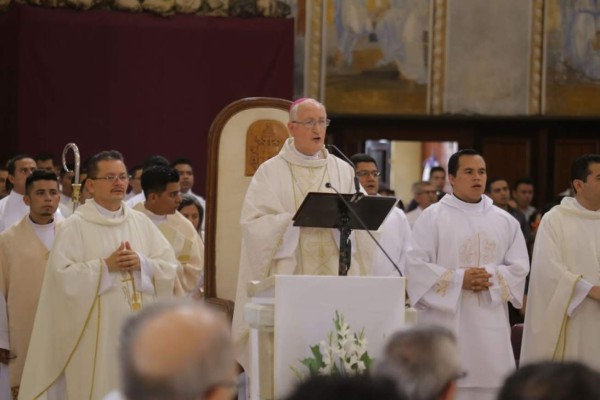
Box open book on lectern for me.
[292,192,397,231]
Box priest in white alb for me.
[133,165,204,296]
[521,154,600,371]
[0,155,37,233]
[18,150,178,400]
[350,152,410,276]
[406,149,529,400]
[232,98,376,375]
[0,171,62,399]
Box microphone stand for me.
[338,201,352,276]
[326,144,363,203]
[326,182,403,277]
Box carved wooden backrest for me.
[204,97,291,303]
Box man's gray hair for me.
[373,325,461,400]
[411,181,434,195]
[120,300,233,400]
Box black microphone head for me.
[325,182,332,188]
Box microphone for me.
[326,144,362,201]
[325,182,403,277]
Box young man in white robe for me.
[171,157,206,214]
[406,149,529,400]
[18,150,179,400]
[124,155,170,208]
[232,98,376,376]
[0,155,37,233]
[350,152,410,275]
[133,165,204,296]
[520,154,600,371]
[0,170,62,398]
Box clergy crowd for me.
[0,97,598,400]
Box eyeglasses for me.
[290,118,331,129]
[417,190,437,195]
[356,170,381,178]
[90,174,129,183]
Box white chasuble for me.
[232,138,376,373]
[407,194,529,393]
[18,200,178,400]
[521,197,600,371]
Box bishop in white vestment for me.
[232,99,375,375]
[521,155,600,371]
[407,150,529,400]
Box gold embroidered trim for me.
[435,270,454,296]
[88,298,101,399]
[552,276,580,361]
[496,272,510,302]
[33,260,103,400]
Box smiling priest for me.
[18,150,178,400]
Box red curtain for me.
[0,4,294,195]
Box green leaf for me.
[300,357,321,377]
[361,351,374,371]
[334,310,342,331]
[309,344,324,365]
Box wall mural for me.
[322,0,430,115]
[310,0,541,116]
[544,0,600,115]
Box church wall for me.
[0,4,294,197]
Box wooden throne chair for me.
[203,97,292,321]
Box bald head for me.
[121,301,235,400]
[289,97,326,121]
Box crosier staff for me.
[62,142,81,212]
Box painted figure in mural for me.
[561,0,600,81]
[374,0,428,84]
[334,0,373,68]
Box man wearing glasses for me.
[350,153,411,276]
[232,98,376,377]
[20,150,178,400]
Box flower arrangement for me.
[292,310,373,378]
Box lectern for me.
[245,275,413,400]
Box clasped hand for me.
[105,241,140,272]
[462,267,492,292]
